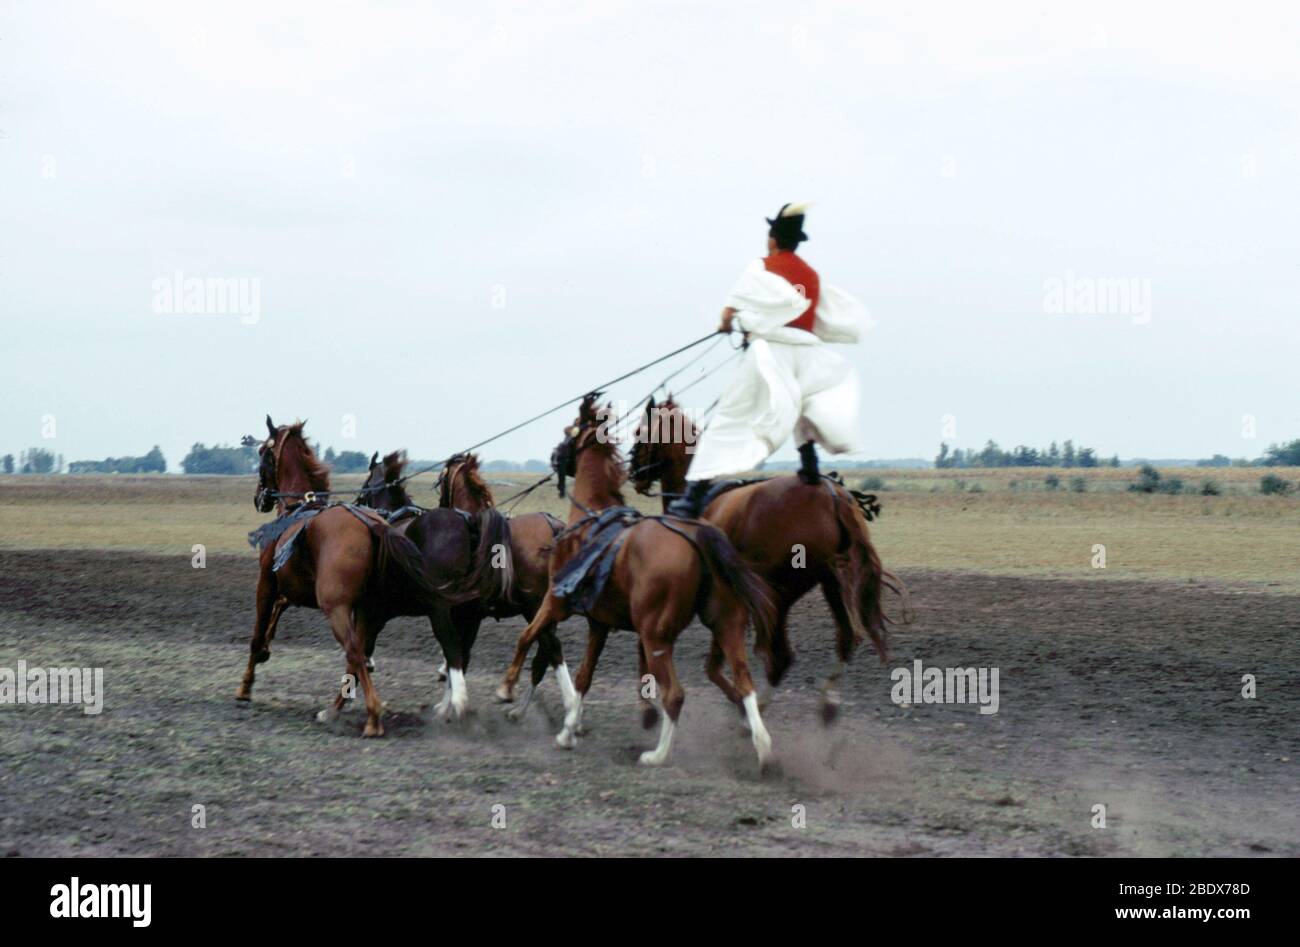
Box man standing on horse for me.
[668,202,866,518]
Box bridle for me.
[254,429,326,512]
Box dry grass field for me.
[4,466,1297,591]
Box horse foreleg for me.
[496,597,565,703]
[263,595,288,649]
[236,575,279,701]
[507,621,573,722]
[557,621,609,749]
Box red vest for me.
[763,251,819,333]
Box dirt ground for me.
[0,548,1296,857]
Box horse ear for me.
[369,451,378,470]
[646,396,655,416]
[266,415,276,437]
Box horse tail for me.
[691,522,778,661]
[830,485,912,664]
[465,509,514,605]
[366,520,454,613]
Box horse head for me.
[252,415,326,513]
[358,450,409,511]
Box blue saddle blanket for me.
[247,503,374,573]
[550,506,643,615]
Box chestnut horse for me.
[235,417,468,737]
[499,396,779,768]
[354,450,555,719]
[433,452,579,720]
[629,396,905,722]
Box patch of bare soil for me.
[0,550,1295,856]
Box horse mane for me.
[632,395,696,470]
[281,424,331,492]
[454,453,496,508]
[658,396,697,441]
[380,450,413,506]
[382,450,409,482]
[581,426,627,502]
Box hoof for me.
[363,722,384,738]
[758,757,782,779]
[253,649,271,665]
[234,688,251,702]
[640,705,659,730]
[555,730,576,750]
[506,706,525,723]
[366,658,376,672]
[494,683,514,704]
[316,709,337,723]
[820,699,840,726]
[638,750,667,767]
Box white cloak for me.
[688,259,865,481]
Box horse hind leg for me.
[713,609,774,769]
[317,604,384,737]
[638,635,684,767]
[427,604,472,721]
[638,640,659,730]
[818,577,856,726]
[704,639,747,731]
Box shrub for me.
[1260,474,1293,496]
[968,483,984,493]
[1129,464,1161,493]
[859,475,886,491]
[1157,476,1184,495]
[1044,474,1061,491]
[1199,480,1221,496]
[1070,477,1087,493]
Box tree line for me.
[177,442,373,474]
[5,436,1300,475]
[936,440,1116,468]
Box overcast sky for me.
[3,1,1298,471]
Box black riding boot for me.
[797,441,821,485]
[667,479,713,519]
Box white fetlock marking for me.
[638,714,676,767]
[555,693,583,748]
[449,668,468,718]
[316,707,339,723]
[433,688,451,719]
[436,660,448,682]
[742,692,773,765]
[555,662,576,714]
